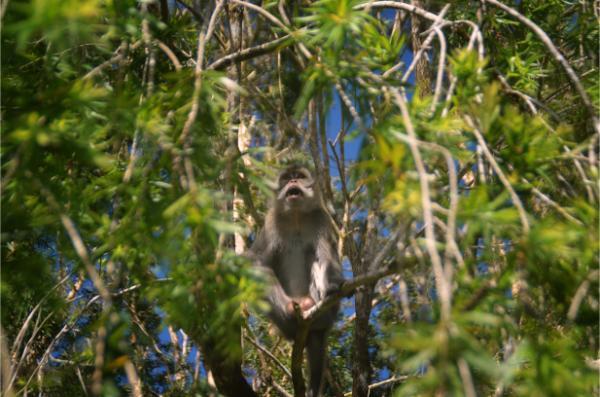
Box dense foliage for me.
[2,0,598,396]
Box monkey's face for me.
[275,167,318,213]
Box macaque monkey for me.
[248,164,344,397]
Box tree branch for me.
[355,1,442,22]
[208,34,293,70]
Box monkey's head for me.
[274,165,319,214]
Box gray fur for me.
[248,166,343,397]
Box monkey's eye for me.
[280,172,304,183]
[279,173,291,184]
[291,171,307,180]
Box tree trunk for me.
[411,0,432,98]
[351,211,378,397]
[352,288,373,397]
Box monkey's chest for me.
[275,242,316,298]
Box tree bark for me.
[411,0,432,98]
[352,287,374,397]
[351,211,378,397]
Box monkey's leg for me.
[306,329,327,397]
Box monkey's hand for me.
[285,300,296,315]
[299,296,316,311]
[286,297,315,315]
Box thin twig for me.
[156,39,182,70]
[0,146,22,194]
[523,179,583,225]
[278,0,292,25]
[567,270,599,321]
[244,334,292,380]
[334,80,367,133]
[440,19,484,117]
[141,8,156,96]
[497,74,538,114]
[465,116,531,234]
[1,327,14,397]
[355,1,442,22]
[389,89,451,320]
[0,0,9,21]
[174,0,203,23]
[18,294,99,394]
[76,367,88,396]
[31,177,112,304]
[457,358,477,397]
[430,26,447,112]
[91,325,107,395]
[123,360,143,397]
[342,275,401,326]
[208,34,292,70]
[10,273,71,364]
[392,132,463,271]
[16,280,151,395]
[83,41,142,80]
[398,277,412,322]
[563,145,596,202]
[384,5,449,79]
[342,375,409,396]
[272,381,293,397]
[8,311,53,391]
[230,0,312,59]
[305,244,407,322]
[176,0,225,191]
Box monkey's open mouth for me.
[285,187,303,199]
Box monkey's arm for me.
[307,237,343,330]
[248,230,295,318]
[310,236,344,302]
[265,273,295,315]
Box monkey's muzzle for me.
[285,186,303,200]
